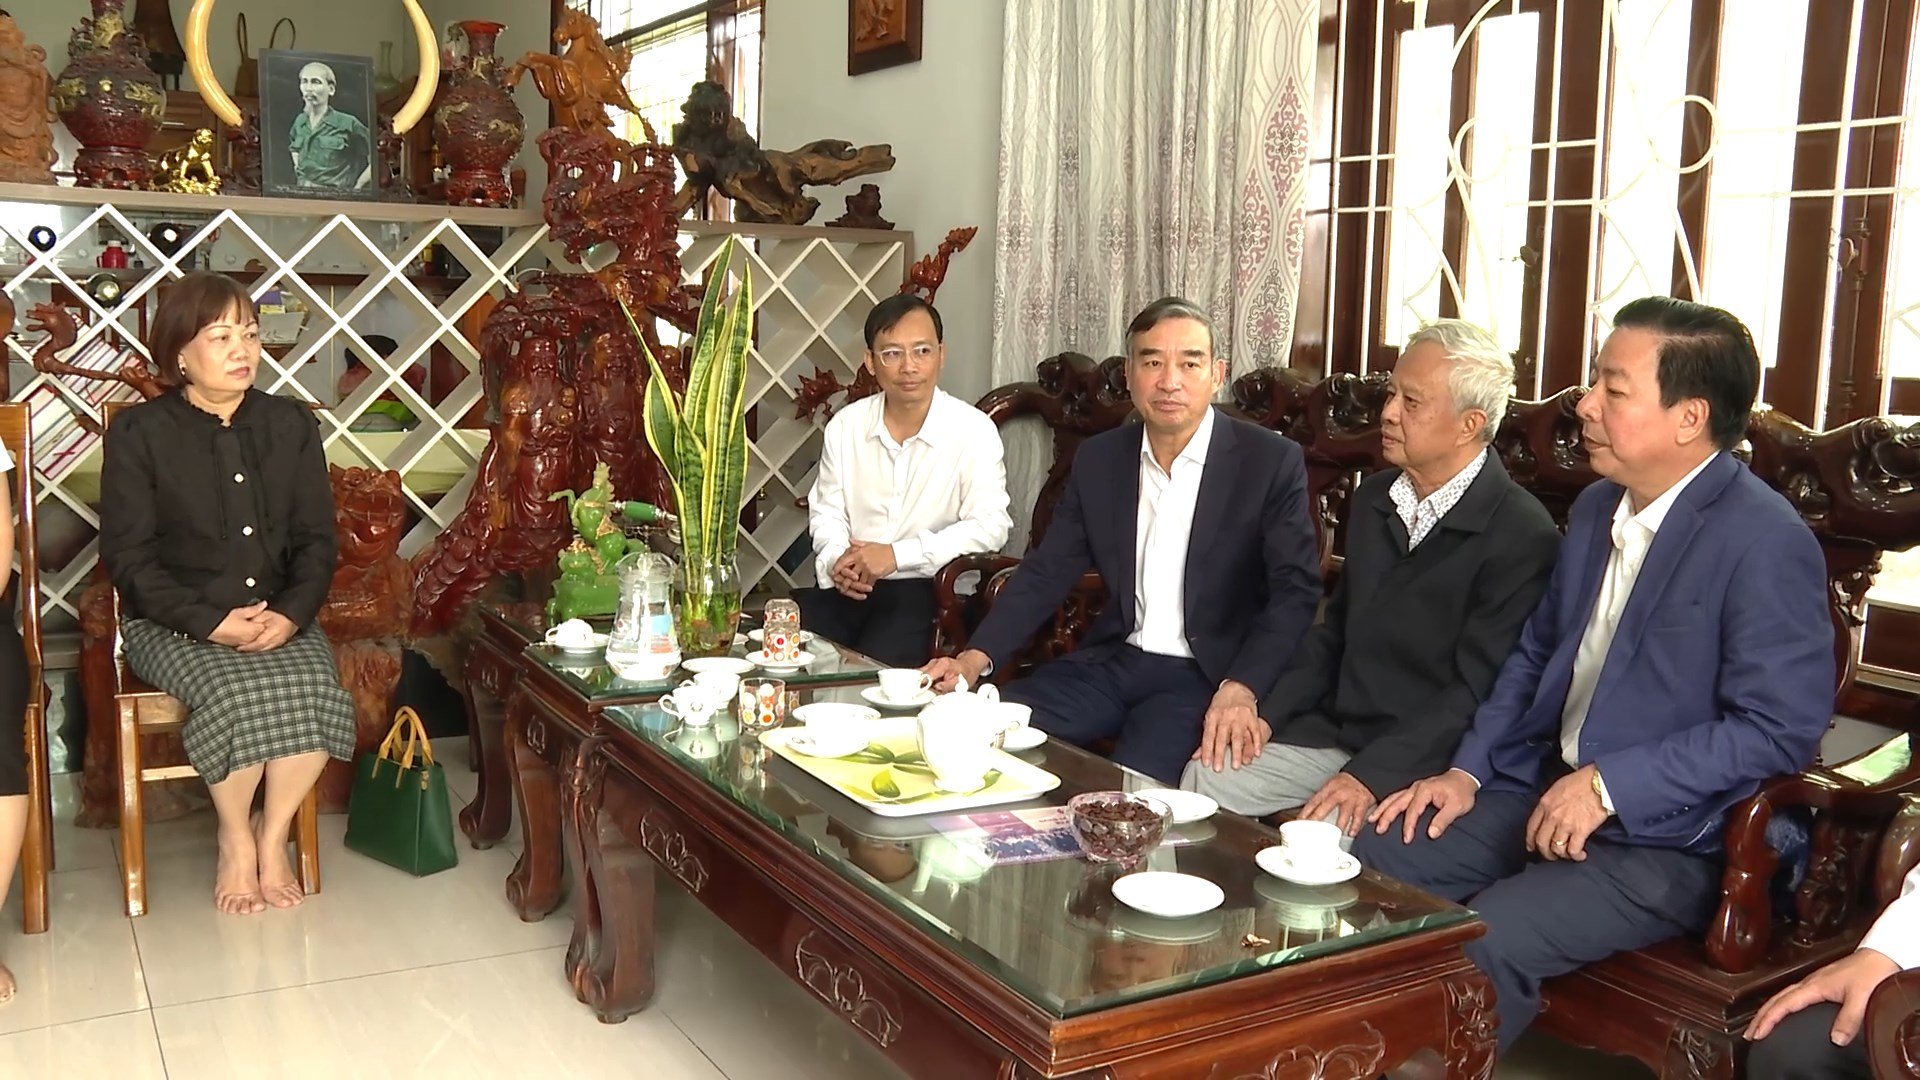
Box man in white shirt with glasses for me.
[800,295,1011,666]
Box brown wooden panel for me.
[1669,0,1724,300]
[1537,0,1606,396]
[1826,0,1919,425]
[1768,2,1857,425]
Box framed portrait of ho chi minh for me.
[847,0,922,76]
[259,49,379,200]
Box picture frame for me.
[847,0,922,76]
[258,49,379,200]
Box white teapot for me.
[917,680,1016,792]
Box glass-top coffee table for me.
[497,661,1494,1077]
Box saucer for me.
[791,702,880,727]
[748,628,816,645]
[783,729,868,758]
[1255,845,1362,886]
[1110,907,1226,944]
[683,656,755,676]
[1110,871,1225,919]
[748,649,814,671]
[861,686,935,710]
[1132,787,1217,825]
[546,633,608,655]
[1000,725,1048,751]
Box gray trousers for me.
[1179,743,1353,817]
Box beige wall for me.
[760,0,1006,403]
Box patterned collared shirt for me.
[1387,448,1489,549]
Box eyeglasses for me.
[874,344,938,368]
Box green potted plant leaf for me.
[620,236,752,657]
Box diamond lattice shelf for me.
[0,186,907,647]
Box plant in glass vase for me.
[623,236,752,657]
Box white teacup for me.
[545,618,597,650]
[1278,818,1345,869]
[659,682,721,726]
[692,670,741,704]
[877,668,932,703]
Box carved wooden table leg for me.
[562,733,606,1000]
[504,687,566,921]
[1443,973,1497,1080]
[572,761,658,1024]
[458,641,513,848]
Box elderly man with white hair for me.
[1182,319,1561,830]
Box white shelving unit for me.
[0,184,908,641]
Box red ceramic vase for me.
[52,0,164,189]
[432,20,525,208]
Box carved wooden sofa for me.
[1866,806,1920,1077]
[931,353,1920,1078]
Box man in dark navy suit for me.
[1357,297,1835,1053]
[922,297,1322,785]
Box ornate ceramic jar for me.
[52,0,164,189]
[432,20,524,207]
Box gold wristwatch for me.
[1590,768,1605,799]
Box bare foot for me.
[254,816,304,909]
[214,828,266,915]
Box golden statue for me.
[0,15,57,184]
[152,128,221,194]
[507,8,649,139]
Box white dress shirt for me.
[808,389,1012,585]
[1125,408,1216,658]
[1388,447,1489,549]
[1560,452,1721,810]
[1862,861,1920,970]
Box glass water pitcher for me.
[607,551,680,680]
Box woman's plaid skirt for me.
[122,619,356,785]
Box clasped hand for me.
[210,601,297,652]
[830,540,897,600]
[1192,681,1268,772]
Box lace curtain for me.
[989,0,1319,550]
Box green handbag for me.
[344,707,460,876]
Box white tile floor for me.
[0,741,1650,1078]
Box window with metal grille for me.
[1299,0,1920,676]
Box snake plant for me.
[621,236,752,652]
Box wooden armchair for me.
[0,403,53,934]
[939,358,1920,1075]
[1867,812,1920,1077]
[99,401,321,917]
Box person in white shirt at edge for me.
[920,297,1322,785]
[799,295,1011,666]
[1745,860,1920,1077]
[1354,297,1834,1057]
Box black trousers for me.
[794,579,938,668]
[0,615,26,797]
[1001,643,1213,785]
[1747,1003,1873,1079]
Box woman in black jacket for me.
[100,272,353,916]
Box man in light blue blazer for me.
[1357,296,1834,1052]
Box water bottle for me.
[606,552,680,680]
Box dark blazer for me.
[1452,452,1833,849]
[100,390,336,642]
[969,410,1321,697]
[1264,454,1560,797]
